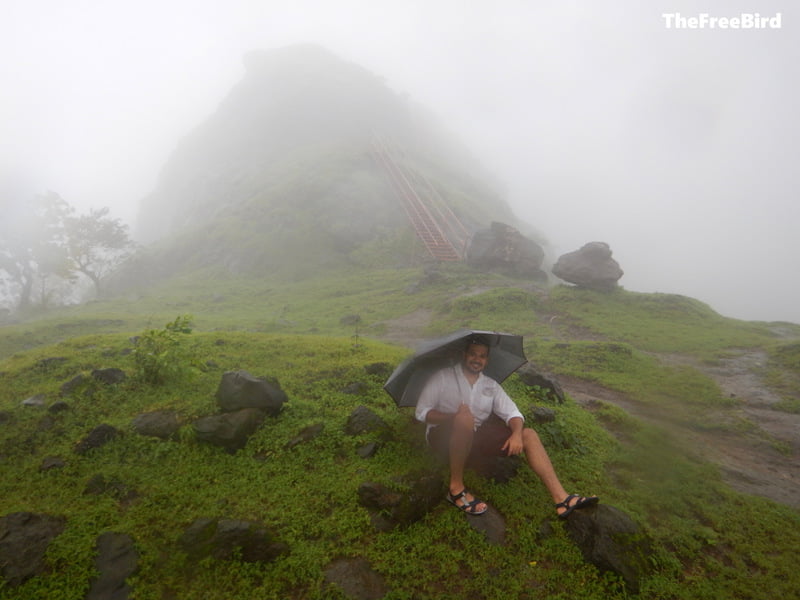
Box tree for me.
[64,207,135,297]
[0,191,73,310]
[0,192,135,312]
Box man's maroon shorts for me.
[427,414,512,463]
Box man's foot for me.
[555,494,599,519]
[447,489,488,515]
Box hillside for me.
[1,265,799,598]
[127,44,523,290]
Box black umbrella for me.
[383,329,528,407]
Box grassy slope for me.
[1,264,800,599]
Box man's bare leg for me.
[448,408,487,512]
[521,428,574,514]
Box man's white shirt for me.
[415,365,524,437]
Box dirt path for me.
[562,371,800,509]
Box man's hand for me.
[455,404,473,416]
[501,431,524,456]
[426,404,474,426]
[454,403,476,430]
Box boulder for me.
[562,504,654,594]
[466,222,547,280]
[193,408,266,452]
[86,532,139,600]
[215,370,287,415]
[0,512,66,586]
[552,241,623,291]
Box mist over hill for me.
[132,44,527,283]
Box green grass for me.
[765,342,800,410]
[0,264,525,361]
[1,323,799,599]
[2,266,799,598]
[542,286,780,356]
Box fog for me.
[2,0,798,323]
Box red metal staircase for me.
[371,133,469,261]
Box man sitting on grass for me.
[415,336,599,517]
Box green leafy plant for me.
[131,314,196,384]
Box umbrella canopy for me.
[383,329,528,407]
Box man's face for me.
[462,343,489,375]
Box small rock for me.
[357,442,380,459]
[60,374,88,396]
[345,406,389,436]
[75,424,120,454]
[92,368,127,385]
[342,382,367,395]
[86,532,138,600]
[48,401,70,414]
[364,362,393,377]
[0,512,66,586]
[40,456,66,471]
[132,410,180,440]
[323,557,388,600]
[531,406,556,424]
[285,423,325,449]
[21,394,46,407]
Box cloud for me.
[1,0,797,322]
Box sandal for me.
[447,489,488,515]
[555,494,599,519]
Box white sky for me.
[1,0,798,323]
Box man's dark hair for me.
[465,336,491,353]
